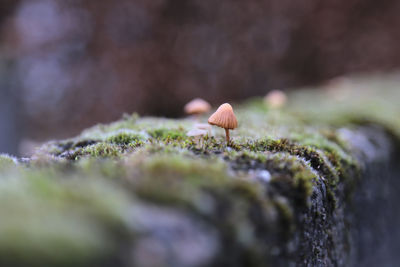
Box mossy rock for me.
[0,154,17,170]
[2,74,400,266]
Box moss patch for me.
[2,74,400,266]
[0,154,17,170]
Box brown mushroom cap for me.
[208,103,238,129]
[187,128,208,137]
[184,98,211,115]
[264,90,287,108]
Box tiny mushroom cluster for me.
[184,99,238,146]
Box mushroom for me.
[187,128,208,148]
[194,123,212,135]
[264,90,287,109]
[208,103,238,144]
[184,98,211,119]
[324,76,352,101]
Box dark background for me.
[1,0,400,155]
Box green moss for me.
[147,128,186,140]
[0,169,133,267]
[287,74,400,138]
[126,152,230,205]
[241,97,269,112]
[82,113,140,137]
[141,154,226,178]
[80,143,123,159]
[2,74,400,266]
[0,154,16,170]
[273,197,295,238]
[76,158,126,179]
[106,132,144,145]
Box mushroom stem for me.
[225,128,230,144]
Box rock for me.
[0,76,399,266]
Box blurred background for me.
[1,0,400,156]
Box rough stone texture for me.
[0,75,399,266]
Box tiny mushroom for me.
[194,123,212,135]
[208,103,238,145]
[187,128,208,148]
[264,90,287,109]
[184,98,211,118]
[324,76,352,101]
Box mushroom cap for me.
[187,128,208,137]
[194,123,212,131]
[184,98,211,115]
[264,90,287,108]
[208,103,238,129]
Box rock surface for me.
[0,75,400,266]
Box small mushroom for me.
[208,103,238,145]
[187,128,208,148]
[264,90,287,109]
[184,98,211,119]
[194,123,212,135]
[324,76,352,101]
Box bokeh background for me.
[1,0,400,155]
